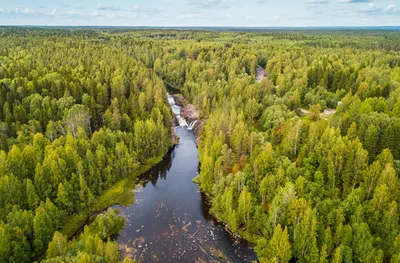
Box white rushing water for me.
[187,120,197,130]
[168,93,189,127]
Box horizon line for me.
[0,25,399,29]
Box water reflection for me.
[115,127,256,263]
[146,147,174,185]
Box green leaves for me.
[0,27,400,263]
[164,30,400,263]
[256,224,292,263]
[88,208,124,240]
[0,29,175,262]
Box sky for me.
[0,0,399,27]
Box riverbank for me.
[193,176,258,246]
[61,154,166,239]
[171,93,203,145]
[107,93,257,262]
[178,99,258,251]
[61,98,179,239]
[170,91,256,249]
[115,127,256,262]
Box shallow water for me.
[115,126,257,262]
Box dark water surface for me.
[115,127,257,262]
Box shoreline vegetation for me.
[61,154,165,239]
[149,29,400,263]
[1,27,400,262]
[192,174,256,247]
[0,27,174,262]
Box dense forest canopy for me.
[0,28,172,262]
[0,27,400,262]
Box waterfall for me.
[167,93,197,129]
[177,116,189,127]
[167,94,175,105]
[167,93,188,127]
[187,120,197,130]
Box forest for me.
[0,27,400,262]
[0,28,172,262]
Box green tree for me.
[238,186,252,225]
[26,179,40,210]
[46,232,67,259]
[364,125,379,162]
[64,104,91,138]
[89,208,124,240]
[267,224,292,263]
[33,206,54,256]
[0,226,11,262]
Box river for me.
[115,95,257,262]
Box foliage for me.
[1,27,400,262]
[44,210,133,263]
[0,28,172,262]
[144,28,400,263]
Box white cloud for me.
[245,15,256,21]
[176,13,202,20]
[305,0,329,4]
[187,0,229,9]
[337,0,372,3]
[95,4,161,15]
[87,11,102,17]
[224,13,233,19]
[108,12,137,19]
[0,8,37,16]
[0,5,157,21]
[47,9,89,19]
[96,4,122,11]
[272,15,281,21]
[18,8,35,14]
[131,6,161,14]
[357,3,379,13]
[357,3,400,15]
[383,4,400,15]
[0,0,398,26]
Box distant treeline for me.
[0,27,400,263]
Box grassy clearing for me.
[61,155,163,238]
